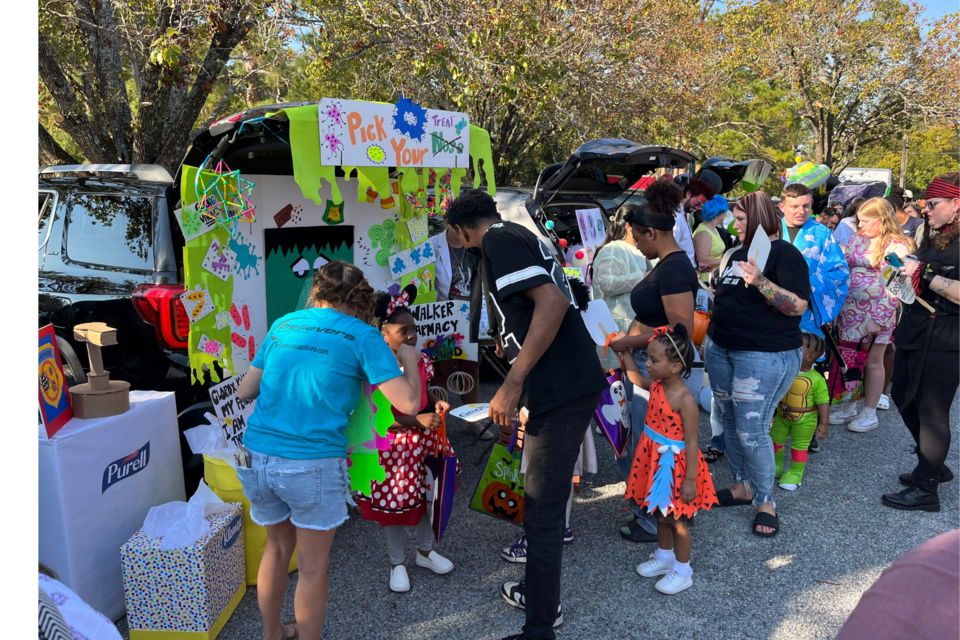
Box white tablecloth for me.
[39,390,185,621]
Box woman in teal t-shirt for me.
[236,261,422,640]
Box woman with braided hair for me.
[882,172,960,512]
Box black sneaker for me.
[500,581,563,627]
[808,438,821,454]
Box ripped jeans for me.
[704,337,802,507]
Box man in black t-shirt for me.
[447,190,607,640]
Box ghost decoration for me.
[601,380,628,426]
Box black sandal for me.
[716,488,752,507]
[752,512,780,538]
[702,447,725,464]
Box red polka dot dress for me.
[624,381,717,519]
[358,354,459,527]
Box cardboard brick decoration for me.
[68,322,131,419]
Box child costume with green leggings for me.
[771,369,829,485]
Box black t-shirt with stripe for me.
[480,221,608,416]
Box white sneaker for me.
[389,565,410,592]
[637,552,674,578]
[655,570,693,594]
[778,482,801,491]
[847,411,879,433]
[877,394,890,410]
[415,550,454,574]
[829,402,857,425]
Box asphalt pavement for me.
[118,380,959,640]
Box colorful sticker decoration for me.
[180,285,215,324]
[323,200,345,225]
[407,214,429,244]
[200,238,237,282]
[197,334,225,358]
[215,312,230,330]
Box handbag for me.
[827,335,875,404]
[423,409,458,543]
[594,337,632,457]
[469,419,525,527]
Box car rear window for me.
[66,194,154,271]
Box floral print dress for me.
[838,234,912,344]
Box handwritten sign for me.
[318,97,470,168]
[208,373,256,447]
[409,301,477,362]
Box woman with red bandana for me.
[882,172,960,512]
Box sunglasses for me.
[924,198,951,210]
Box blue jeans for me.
[618,348,705,533]
[704,337,802,506]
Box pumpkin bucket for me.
[692,310,710,347]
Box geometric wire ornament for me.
[193,159,256,236]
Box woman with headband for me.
[705,191,811,538]
[609,176,703,543]
[882,172,960,512]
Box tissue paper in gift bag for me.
[121,503,245,639]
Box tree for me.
[723,0,960,171]
[852,125,959,193]
[297,0,721,185]
[38,0,295,170]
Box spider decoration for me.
[193,159,256,235]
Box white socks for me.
[863,407,877,419]
[673,560,693,577]
[655,547,693,577]
[655,547,675,563]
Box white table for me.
[39,391,185,621]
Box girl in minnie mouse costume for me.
[618,323,718,594]
[356,284,460,593]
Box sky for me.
[712,0,957,20]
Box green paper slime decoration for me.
[284,105,341,204]
[344,382,394,495]
[184,229,233,384]
[469,124,496,196]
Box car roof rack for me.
[38,164,174,184]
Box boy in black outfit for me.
[446,190,607,640]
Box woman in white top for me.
[590,206,650,369]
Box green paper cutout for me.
[344,383,393,495]
[450,168,467,199]
[401,264,437,304]
[284,105,340,204]
[345,166,391,205]
[184,229,233,384]
[323,200,345,225]
[469,125,496,196]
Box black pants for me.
[892,348,960,478]
[521,392,600,640]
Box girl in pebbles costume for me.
[619,323,717,594]
[356,285,460,593]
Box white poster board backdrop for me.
[38,391,185,620]
[209,373,256,447]
[409,300,477,362]
[317,97,470,168]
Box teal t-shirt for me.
[243,307,401,460]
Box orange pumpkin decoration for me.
[482,481,524,523]
[692,310,710,347]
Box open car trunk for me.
[525,140,697,260]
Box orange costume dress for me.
[625,381,718,518]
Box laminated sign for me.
[408,301,477,362]
[208,373,256,447]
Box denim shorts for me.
[236,449,354,531]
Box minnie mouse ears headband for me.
[376,283,418,321]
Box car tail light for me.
[132,284,189,351]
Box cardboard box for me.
[121,503,246,639]
[39,391,185,621]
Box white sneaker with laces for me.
[415,550,454,574]
[389,565,410,592]
[877,394,890,410]
[847,410,879,433]
[829,402,857,425]
[655,570,693,594]
[637,552,674,578]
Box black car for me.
[38,164,214,490]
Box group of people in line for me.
[231,170,959,640]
